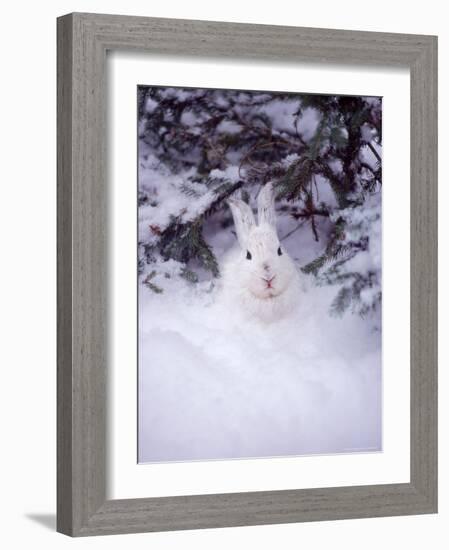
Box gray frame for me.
[57,12,437,537]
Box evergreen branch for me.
[142,271,164,294]
[238,138,297,179]
[202,180,245,218]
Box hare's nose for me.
[262,276,276,288]
[263,263,270,272]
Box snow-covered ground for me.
[138,227,382,463]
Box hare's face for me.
[241,225,297,300]
[227,182,298,302]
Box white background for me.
[0,1,445,549]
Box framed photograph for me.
[57,13,437,536]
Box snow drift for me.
[138,275,381,462]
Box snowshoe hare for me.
[221,182,300,323]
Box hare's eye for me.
[277,247,283,256]
[246,250,252,260]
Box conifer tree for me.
[138,86,382,318]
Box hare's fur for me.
[220,183,300,323]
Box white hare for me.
[220,182,301,323]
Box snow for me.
[361,122,375,143]
[138,154,216,238]
[297,107,321,141]
[359,139,381,169]
[144,97,158,113]
[215,119,243,134]
[328,158,343,175]
[258,98,301,133]
[138,273,381,462]
[138,200,382,462]
[281,153,300,168]
[335,192,382,274]
[209,165,241,183]
[180,110,200,126]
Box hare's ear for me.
[257,182,277,228]
[227,198,255,247]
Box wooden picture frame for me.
[57,12,438,536]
